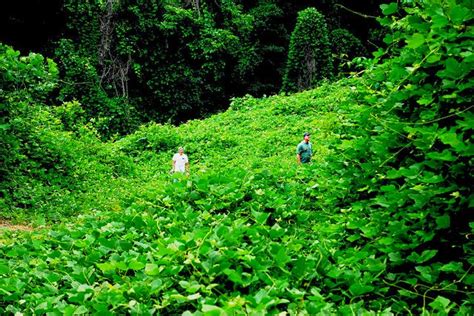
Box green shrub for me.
[281,8,333,93]
[53,100,86,133]
[117,123,182,157]
[0,45,136,219]
[1,44,60,208]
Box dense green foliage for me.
[59,0,290,125]
[281,8,333,93]
[2,0,385,131]
[330,28,367,76]
[0,45,62,212]
[55,39,140,139]
[0,44,135,218]
[1,0,473,314]
[54,0,378,131]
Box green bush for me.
[117,123,182,157]
[0,45,136,219]
[281,8,333,93]
[53,100,86,133]
[1,44,60,209]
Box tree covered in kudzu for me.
[281,8,333,93]
[0,45,59,205]
[315,1,474,312]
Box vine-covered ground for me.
[1,1,472,314]
[2,76,472,314]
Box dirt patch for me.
[0,220,33,232]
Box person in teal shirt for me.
[296,132,312,163]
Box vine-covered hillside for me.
[1,0,473,314]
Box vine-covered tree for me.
[281,8,333,93]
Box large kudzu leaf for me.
[380,2,398,15]
[406,33,425,49]
[408,249,438,264]
[349,283,375,296]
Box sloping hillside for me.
[2,74,472,314]
[118,80,353,173]
[1,78,370,314]
[1,0,472,313]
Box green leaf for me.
[420,171,444,184]
[0,124,10,131]
[389,65,408,82]
[145,263,160,276]
[415,265,436,283]
[388,252,402,264]
[187,293,201,300]
[115,261,128,271]
[438,58,465,79]
[408,250,438,263]
[46,272,61,283]
[254,289,269,304]
[398,289,413,297]
[429,296,451,311]
[449,5,471,24]
[96,262,115,273]
[378,237,394,246]
[360,225,378,238]
[269,223,285,239]
[252,211,270,225]
[436,215,450,229]
[432,14,449,28]
[440,262,463,273]
[0,263,9,275]
[439,131,463,149]
[128,259,145,271]
[293,257,309,278]
[418,97,434,106]
[406,33,425,49]
[380,3,398,15]
[381,185,397,192]
[349,283,374,296]
[418,250,438,262]
[150,278,163,291]
[386,168,402,179]
[365,258,386,273]
[426,54,441,63]
[224,268,243,285]
[457,111,474,131]
[202,304,227,316]
[273,246,290,267]
[347,234,361,242]
[180,280,202,293]
[427,150,456,161]
[74,305,89,314]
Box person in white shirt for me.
[172,147,189,174]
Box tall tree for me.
[282,8,333,93]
